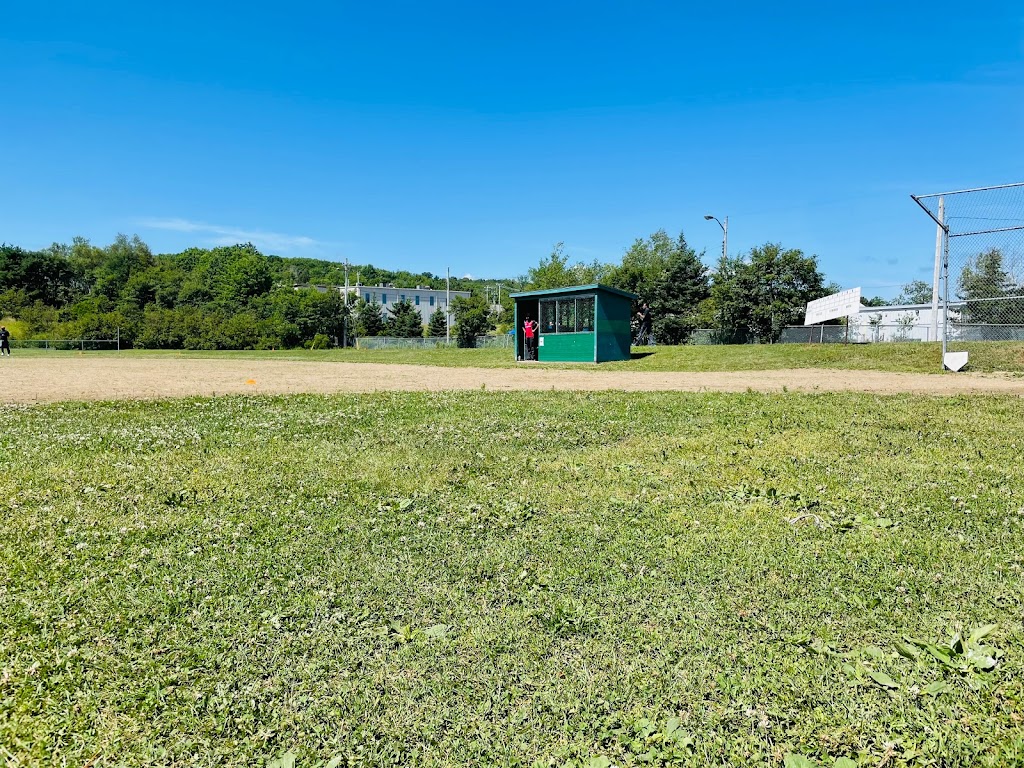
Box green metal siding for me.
[511,284,636,364]
[595,292,632,362]
[539,332,595,362]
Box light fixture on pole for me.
[704,214,728,259]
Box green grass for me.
[2,391,1023,767]
[12,341,1024,373]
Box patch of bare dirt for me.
[2,357,1023,404]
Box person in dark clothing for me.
[635,303,653,345]
[0,326,10,356]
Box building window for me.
[382,294,388,304]
[364,292,370,302]
[429,296,435,307]
[415,295,420,306]
[400,294,406,303]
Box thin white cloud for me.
[138,217,320,254]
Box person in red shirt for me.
[523,315,539,360]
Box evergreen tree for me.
[650,235,710,344]
[385,299,424,337]
[427,307,448,337]
[606,230,710,344]
[353,298,385,337]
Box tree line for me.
[521,232,838,344]
[0,236,483,349]
[866,248,1024,326]
[9,230,1009,349]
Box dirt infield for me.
[2,356,1024,403]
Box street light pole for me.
[704,214,728,259]
[343,259,350,348]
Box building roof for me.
[509,283,638,300]
[857,301,964,313]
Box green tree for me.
[526,244,610,290]
[0,244,85,307]
[860,295,889,307]
[896,280,933,305]
[224,245,274,305]
[606,229,679,300]
[958,248,1021,325]
[93,235,154,301]
[426,307,448,337]
[606,230,710,344]
[353,299,385,337]
[711,243,831,344]
[385,299,425,337]
[136,307,187,349]
[649,237,710,344]
[294,289,345,344]
[451,294,490,347]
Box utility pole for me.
[446,267,451,345]
[343,258,350,348]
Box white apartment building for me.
[294,282,472,324]
[347,284,471,324]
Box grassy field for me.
[11,341,1024,373]
[2,390,1022,767]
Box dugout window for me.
[538,296,595,334]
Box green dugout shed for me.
[510,284,638,363]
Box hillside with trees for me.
[1,228,847,348]
[0,237,485,349]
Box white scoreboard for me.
[804,288,861,325]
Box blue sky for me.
[3,1,1022,296]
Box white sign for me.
[804,287,862,325]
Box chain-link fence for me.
[912,183,1024,364]
[687,325,934,345]
[356,335,514,350]
[13,338,122,351]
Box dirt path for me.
[2,357,1024,404]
